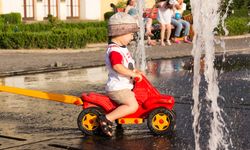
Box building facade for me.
[0,0,154,21]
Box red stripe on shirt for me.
[109,51,123,66]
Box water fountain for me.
[133,0,233,148]
[135,0,146,71]
[191,0,232,149]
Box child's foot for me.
[99,115,113,137]
[166,40,171,46]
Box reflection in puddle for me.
[0,67,108,89]
[0,58,190,93]
[147,58,186,76]
[0,54,249,89]
[182,54,250,73]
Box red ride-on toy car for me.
[78,75,176,135]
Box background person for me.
[125,0,138,17]
[155,0,176,46]
[144,12,157,46]
[171,0,192,44]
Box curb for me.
[219,34,250,40]
[0,43,107,53]
[0,64,105,78]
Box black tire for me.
[77,107,104,135]
[147,107,176,135]
[170,109,177,131]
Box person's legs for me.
[146,18,153,36]
[160,23,166,46]
[180,19,190,36]
[106,99,138,122]
[166,24,172,45]
[145,18,156,46]
[171,18,183,38]
[171,18,182,43]
[180,20,192,43]
[105,90,138,122]
[99,89,138,136]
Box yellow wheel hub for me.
[82,113,98,131]
[152,113,170,131]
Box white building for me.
[0,0,154,21]
[0,0,101,21]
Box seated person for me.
[171,0,192,44]
[156,0,176,46]
[144,13,157,46]
[125,0,138,17]
[126,0,156,46]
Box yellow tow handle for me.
[0,85,83,106]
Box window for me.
[23,0,34,20]
[66,0,80,18]
[44,0,58,18]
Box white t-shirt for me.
[105,44,135,92]
[157,1,176,24]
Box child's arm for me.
[113,64,143,82]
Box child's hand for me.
[133,72,143,82]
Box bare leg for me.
[166,24,172,45]
[146,18,153,36]
[160,23,166,46]
[147,36,156,46]
[106,97,138,122]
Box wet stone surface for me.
[0,53,249,149]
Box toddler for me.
[99,12,143,137]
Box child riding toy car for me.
[0,74,176,136]
[78,75,176,135]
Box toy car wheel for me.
[77,107,104,135]
[147,107,176,135]
[170,109,177,130]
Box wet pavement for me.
[0,53,249,149]
[0,35,249,77]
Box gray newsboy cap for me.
[108,12,139,36]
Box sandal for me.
[99,115,113,137]
[184,39,192,44]
[174,39,181,44]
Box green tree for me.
[232,0,245,9]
